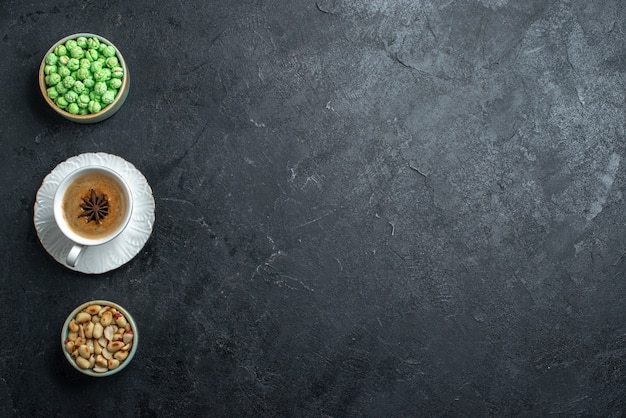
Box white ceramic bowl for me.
[61,300,138,377]
[39,33,130,123]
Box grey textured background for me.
[1,0,626,416]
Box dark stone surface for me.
[1,0,626,416]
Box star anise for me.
[79,189,109,224]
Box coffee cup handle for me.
[66,244,84,267]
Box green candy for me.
[108,78,122,90]
[111,66,124,79]
[94,81,107,95]
[58,66,71,78]
[86,37,100,50]
[77,94,90,108]
[73,80,86,94]
[45,73,61,86]
[65,39,78,51]
[86,49,98,61]
[44,64,57,75]
[70,46,84,59]
[76,68,90,80]
[105,56,119,68]
[67,102,80,114]
[46,36,123,115]
[90,60,103,73]
[64,90,78,103]
[58,55,70,66]
[102,45,116,58]
[45,53,58,65]
[88,100,101,113]
[83,78,95,89]
[67,58,80,71]
[55,81,68,94]
[46,86,59,99]
[76,37,88,49]
[55,96,68,108]
[54,45,67,56]
[93,68,111,82]
[101,90,116,104]
[62,75,75,89]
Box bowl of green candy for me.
[39,33,129,123]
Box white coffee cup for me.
[53,166,133,267]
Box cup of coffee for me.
[53,166,133,267]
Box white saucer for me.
[34,152,155,274]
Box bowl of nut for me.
[39,33,130,123]
[61,300,138,377]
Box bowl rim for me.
[39,33,129,122]
[61,299,138,377]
